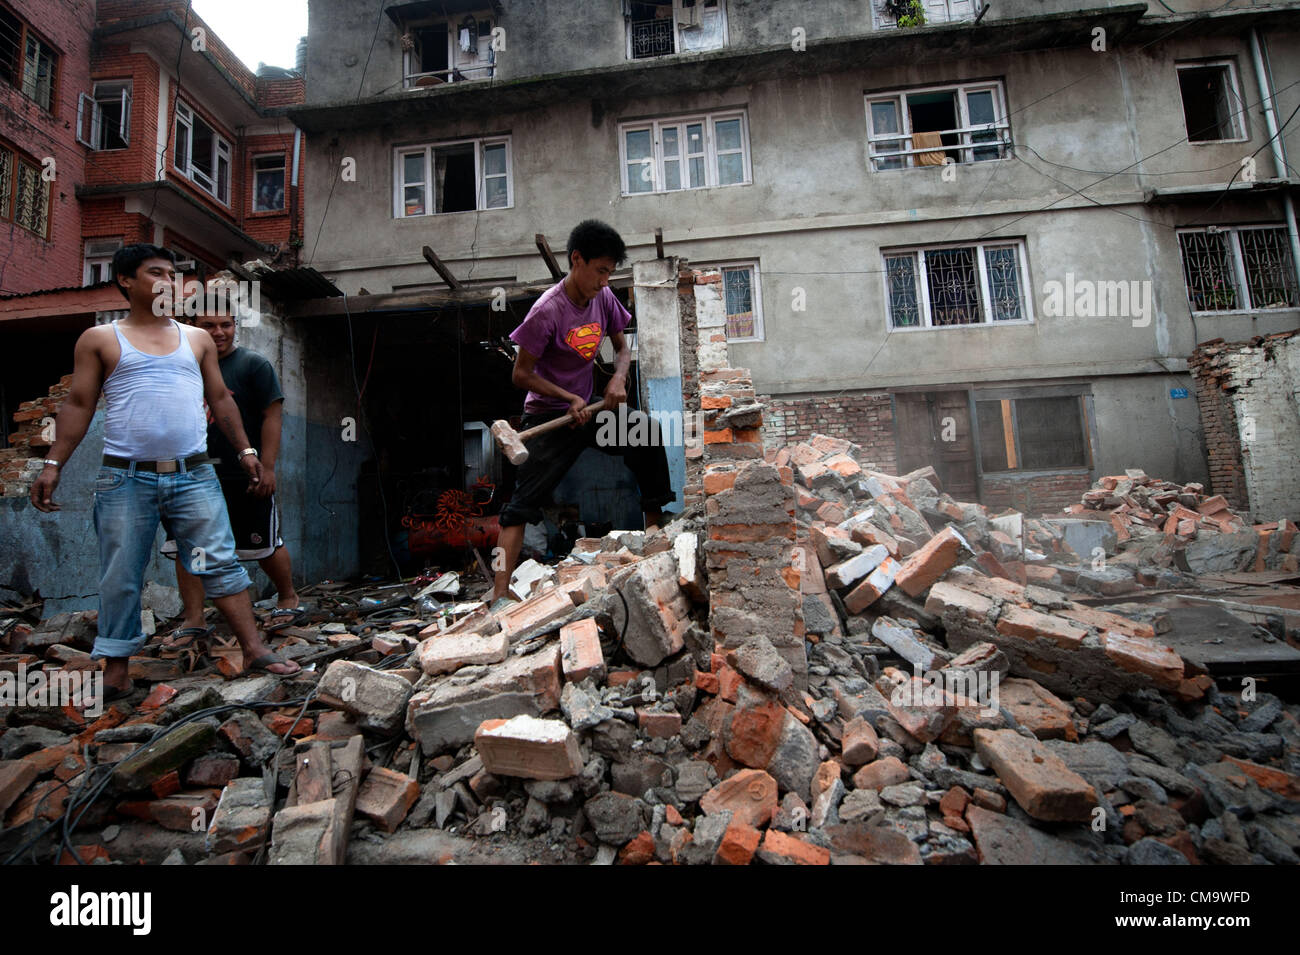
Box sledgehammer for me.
[490,400,607,465]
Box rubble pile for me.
[1068,470,1298,574]
[1,435,1298,865]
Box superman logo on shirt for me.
[564,322,603,361]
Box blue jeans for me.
[93,461,251,659]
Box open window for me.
[401,10,495,87]
[77,81,131,150]
[1177,60,1246,143]
[626,1,726,59]
[83,238,122,285]
[873,0,979,29]
[395,137,511,216]
[174,102,232,205]
[868,81,1008,171]
[1,7,57,112]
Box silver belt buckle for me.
[156,460,179,474]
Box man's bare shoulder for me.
[76,323,116,352]
[178,322,212,353]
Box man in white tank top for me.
[29,245,301,700]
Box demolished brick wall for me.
[693,269,806,692]
[1190,330,1300,522]
[981,472,1093,516]
[678,264,704,512]
[762,393,898,475]
[2,376,71,497]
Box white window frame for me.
[1177,224,1299,314]
[1175,59,1248,144]
[625,1,728,60]
[699,260,764,342]
[401,11,497,88]
[252,152,287,213]
[392,136,513,218]
[881,238,1035,331]
[173,101,232,205]
[873,0,981,30]
[865,80,1010,172]
[618,110,751,196]
[77,81,132,150]
[82,239,121,286]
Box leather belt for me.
[102,453,210,474]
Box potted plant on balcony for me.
[883,0,927,27]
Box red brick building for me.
[0,0,305,463]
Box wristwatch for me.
[237,448,259,460]
[42,459,61,468]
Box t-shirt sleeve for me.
[251,356,284,409]
[509,302,552,358]
[604,290,632,336]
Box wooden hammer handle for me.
[516,399,607,442]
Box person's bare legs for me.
[490,523,526,603]
[212,590,298,674]
[258,546,300,609]
[172,559,208,632]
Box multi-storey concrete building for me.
[292,0,1300,523]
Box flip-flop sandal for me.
[161,626,214,651]
[266,607,309,630]
[245,652,301,676]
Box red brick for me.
[618,830,656,864]
[637,709,682,739]
[475,716,584,780]
[0,761,39,817]
[699,768,779,827]
[758,829,831,865]
[714,820,762,865]
[851,756,909,790]
[972,729,1096,822]
[355,766,420,832]
[724,697,786,767]
[560,618,606,683]
[895,527,968,598]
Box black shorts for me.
[161,475,282,562]
[498,406,676,528]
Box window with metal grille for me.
[1178,225,1297,312]
[0,7,57,112]
[696,262,763,341]
[883,240,1030,329]
[0,141,48,238]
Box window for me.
[1177,61,1246,142]
[174,102,231,204]
[977,394,1089,472]
[83,239,121,285]
[883,240,1031,329]
[627,1,726,59]
[700,262,764,341]
[867,81,1009,171]
[394,137,511,216]
[620,111,749,195]
[1178,225,1298,312]
[77,81,132,150]
[873,0,980,29]
[0,141,50,238]
[0,7,57,111]
[253,154,285,212]
[402,12,495,87]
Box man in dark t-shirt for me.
[160,313,303,645]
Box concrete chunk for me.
[318,661,415,736]
[475,715,583,780]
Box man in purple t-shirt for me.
[491,220,674,604]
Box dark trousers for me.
[498,406,675,528]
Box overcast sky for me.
[193,0,309,72]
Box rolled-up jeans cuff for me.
[91,634,147,660]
